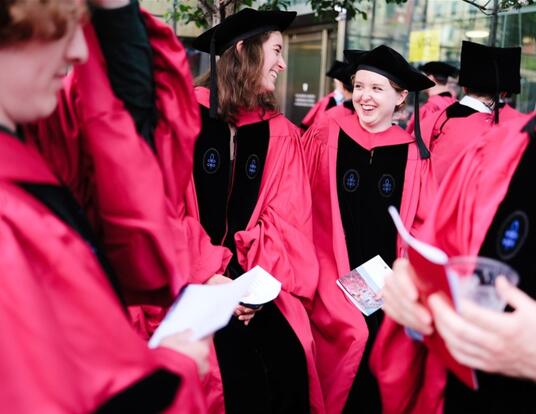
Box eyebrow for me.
[354,81,387,87]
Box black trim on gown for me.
[193,107,310,414]
[336,130,408,414]
[444,127,536,414]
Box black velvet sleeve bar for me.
[91,0,158,150]
[94,369,181,413]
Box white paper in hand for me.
[148,266,281,348]
[148,281,251,348]
[238,265,282,306]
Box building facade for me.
[141,0,536,123]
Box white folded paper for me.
[148,265,281,348]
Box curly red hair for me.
[0,0,87,47]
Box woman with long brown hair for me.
[187,8,324,414]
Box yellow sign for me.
[408,30,441,62]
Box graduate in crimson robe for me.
[406,61,458,135]
[321,53,365,123]
[420,41,525,186]
[300,61,351,132]
[373,112,536,413]
[0,1,208,411]
[26,1,230,335]
[302,45,435,414]
[189,8,325,414]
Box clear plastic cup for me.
[446,256,519,311]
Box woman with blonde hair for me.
[302,45,435,413]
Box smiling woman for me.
[302,45,436,414]
[352,70,408,133]
[208,30,281,124]
[189,7,324,414]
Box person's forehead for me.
[265,31,283,44]
[355,70,389,83]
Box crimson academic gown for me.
[301,92,338,132]
[26,12,230,333]
[421,102,525,186]
[406,93,456,135]
[370,112,536,414]
[302,113,434,413]
[0,129,206,413]
[324,100,355,121]
[186,87,324,414]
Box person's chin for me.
[261,80,276,93]
[35,96,59,121]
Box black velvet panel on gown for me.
[444,134,536,414]
[325,96,338,111]
[16,182,182,412]
[336,130,408,414]
[17,183,125,306]
[436,102,479,137]
[193,107,310,414]
[95,369,180,414]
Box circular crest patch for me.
[378,174,395,197]
[202,148,220,174]
[343,169,360,192]
[496,210,529,260]
[245,154,260,179]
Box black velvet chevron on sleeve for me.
[94,369,181,414]
[92,0,158,151]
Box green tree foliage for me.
[167,0,535,29]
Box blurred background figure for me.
[406,61,459,134]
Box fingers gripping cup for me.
[446,256,519,311]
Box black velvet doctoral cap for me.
[193,8,296,118]
[350,45,435,92]
[343,49,367,63]
[326,59,356,90]
[326,60,347,78]
[349,45,434,159]
[458,41,521,94]
[326,49,367,91]
[193,8,296,56]
[418,61,459,79]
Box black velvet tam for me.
[343,49,367,63]
[349,45,435,92]
[326,60,347,78]
[458,41,521,94]
[193,8,296,55]
[327,59,355,90]
[418,61,459,78]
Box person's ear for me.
[397,89,409,106]
[235,40,244,54]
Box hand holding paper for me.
[149,266,281,348]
